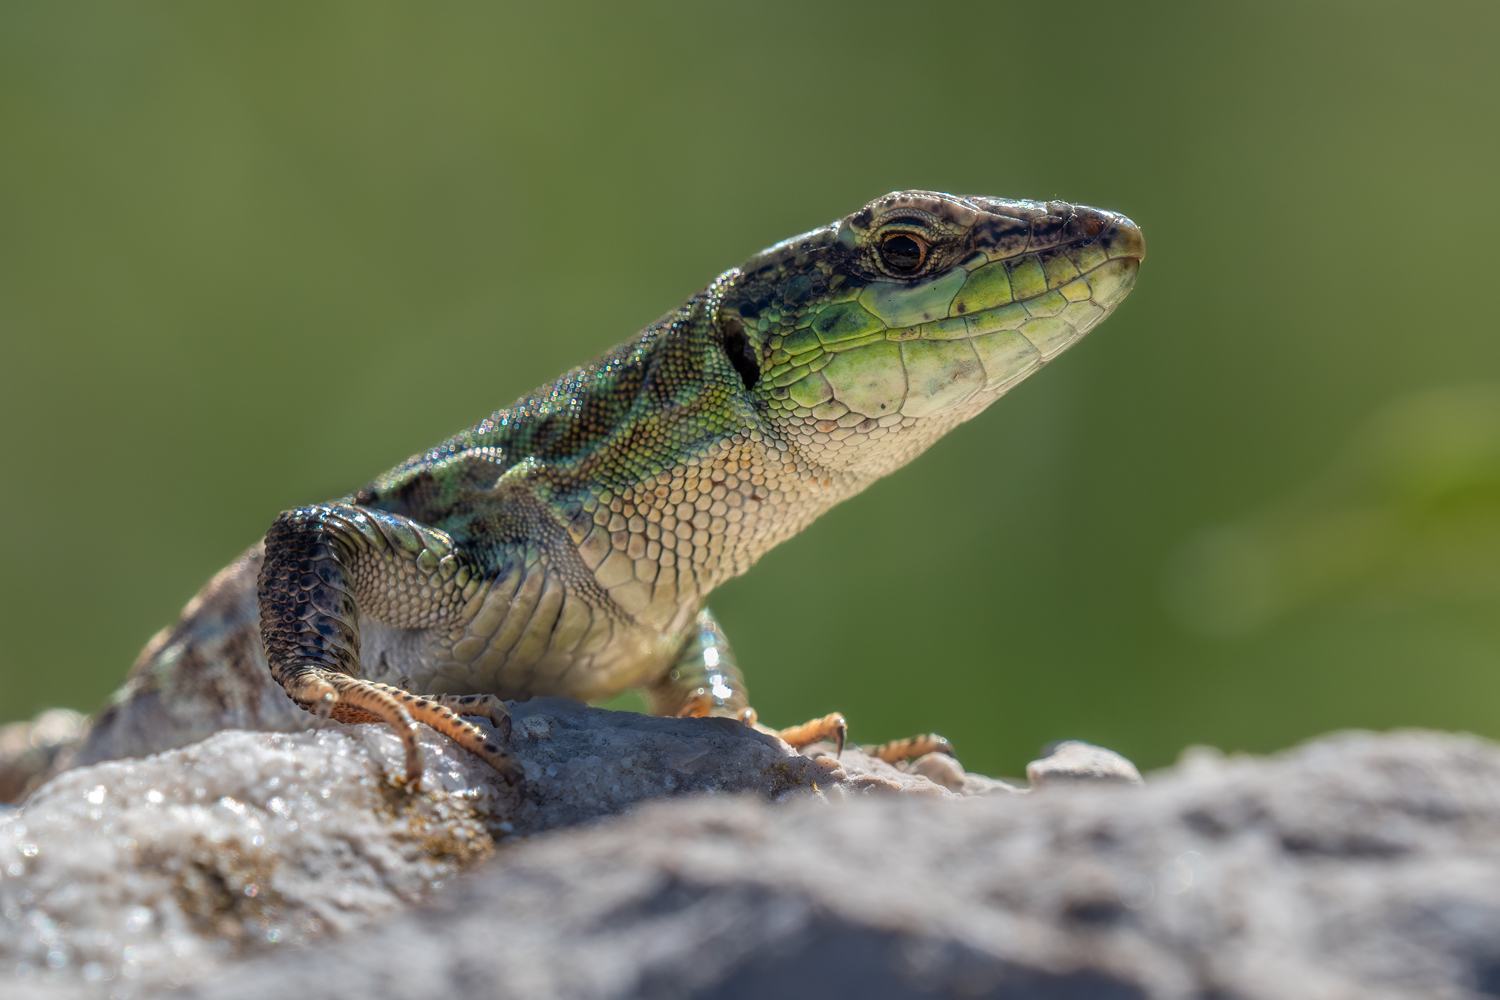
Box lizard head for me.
[713,190,1143,479]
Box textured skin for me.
[62,190,1143,785]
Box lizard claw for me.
[776,712,848,758]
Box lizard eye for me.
[879,233,928,273]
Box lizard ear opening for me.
[721,317,760,390]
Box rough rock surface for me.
[0,698,1010,999]
[0,711,88,804]
[5,704,1500,999]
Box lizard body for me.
[63,190,1142,784]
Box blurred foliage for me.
[2,1,1498,776]
[1167,385,1500,637]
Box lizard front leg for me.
[644,608,753,721]
[257,503,519,787]
[646,610,949,763]
[645,609,848,756]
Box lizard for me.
[18,189,1142,793]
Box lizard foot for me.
[673,697,847,758]
[422,692,513,742]
[862,734,954,763]
[286,671,522,787]
[772,712,849,758]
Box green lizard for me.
[54,190,1142,788]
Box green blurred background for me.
[3,1,1499,777]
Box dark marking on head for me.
[783,274,812,305]
[721,317,760,390]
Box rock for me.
[175,731,1500,1000]
[11,705,1499,1000]
[1026,739,1144,789]
[0,698,1020,999]
[908,749,969,790]
[0,711,88,804]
